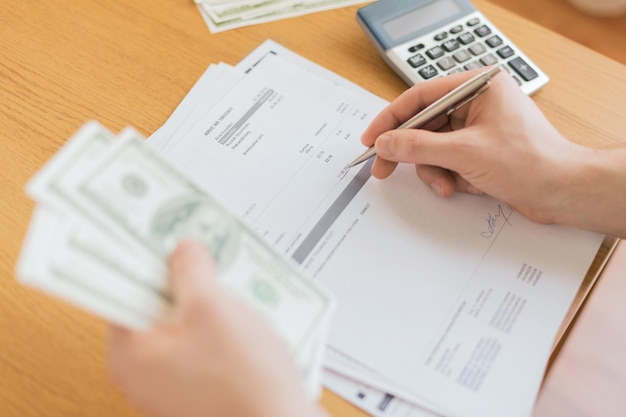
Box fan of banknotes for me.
[16,121,335,398]
[195,0,367,32]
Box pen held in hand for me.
[348,65,502,168]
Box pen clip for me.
[445,82,491,116]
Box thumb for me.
[374,128,471,172]
[168,239,219,315]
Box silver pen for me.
[348,65,502,167]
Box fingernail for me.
[375,134,393,157]
[430,182,443,197]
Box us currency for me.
[196,0,367,33]
[17,207,162,329]
[17,121,334,398]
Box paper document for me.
[150,40,603,417]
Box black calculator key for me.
[434,31,448,41]
[442,39,460,52]
[480,53,498,66]
[437,56,456,71]
[426,45,445,59]
[485,35,503,48]
[408,43,425,53]
[469,43,486,56]
[418,65,439,79]
[452,49,472,63]
[457,32,475,45]
[450,25,463,34]
[508,57,539,81]
[497,45,515,58]
[474,25,492,37]
[467,17,480,26]
[407,53,427,68]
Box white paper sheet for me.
[155,41,604,417]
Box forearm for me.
[555,147,626,237]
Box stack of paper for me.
[147,40,604,417]
[16,121,334,399]
[18,38,605,417]
[195,0,367,32]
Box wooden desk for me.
[1,1,624,416]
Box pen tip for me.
[337,164,351,180]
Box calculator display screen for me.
[381,0,462,41]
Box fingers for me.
[361,69,486,147]
[374,128,471,171]
[370,127,484,197]
[170,240,217,296]
[107,324,140,384]
[415,165,457,197]
[169,240,220,323]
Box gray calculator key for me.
[508,57,539,81]
[452,49,472,63]
[469,43,486,56]
[480,53,498,66]
[464,61,483,70]
[448,68,464,75]
[437,56,456,70]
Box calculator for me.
[357,0,549,95]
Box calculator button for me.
[434,31,448,41]
[469,43,486,56]
[467,17,480,26]
[442,39,460,52]
[474,25,492,37]
[418,65,439,79]
[450,25,463,34]
[407,53,427,68]
[426,46,445,59]
[408,43,425,53]
[452,49,472,63]
[448,68,464,75]
[485,35,503,48]
[457,32,475,45]
[464,61,483,70]
[436,56,456,71]
[508,57,539,81]
[480,53,498,66]
[497,45,515,58]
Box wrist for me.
[552,146,626,236]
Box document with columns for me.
[150,40,604,417]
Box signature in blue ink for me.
[481,204,514,238]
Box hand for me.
[107,240,326,417]
[361,68,593,225]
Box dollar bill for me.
[24,121,334,355]
[16,207,158,329]
[197,0,367,33]
[17,121,334,399]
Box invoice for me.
[156,46,603,417]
